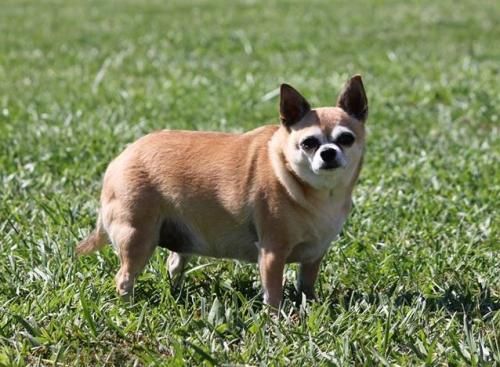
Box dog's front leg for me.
[258,247,287,309]
[297,257,323,300]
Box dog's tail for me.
[76,214,108,255]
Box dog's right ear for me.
[280,84,311,128]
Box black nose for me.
[320,148,336,162]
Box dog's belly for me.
[208,227,260,262]
[157,197,348,264]
[159,218,341,265]
[159,217,259,262]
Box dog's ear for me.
[280,83,311,128]
[336,75,368,122]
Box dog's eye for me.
[335,132,355,147]
[300,137,320,151]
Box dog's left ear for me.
[336,75,368,122]
[280,83,311,128]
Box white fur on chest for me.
[288,198,350,263]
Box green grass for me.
[1,0,499,365]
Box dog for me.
[76,75,368,308]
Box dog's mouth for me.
[321,162,342,170]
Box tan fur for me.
[77,75,368,308]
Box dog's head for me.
[279,75,368,190]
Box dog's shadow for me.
[326,285,499,319]
[128,263,499,320]
[132,265,265,313]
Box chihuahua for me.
[77,75,368,308]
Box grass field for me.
[1,0,499,365]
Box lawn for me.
[0,0,499,365]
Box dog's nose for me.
[320,148,337,163]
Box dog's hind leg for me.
[110,222,159,301]
[167,252,190,289]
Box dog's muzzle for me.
[319,145,345,170]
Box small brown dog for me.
[77,75,368,308]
